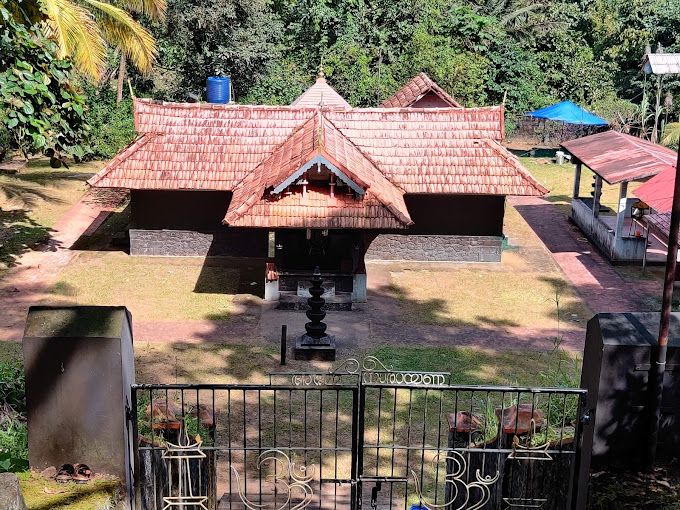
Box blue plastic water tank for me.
[206,76,230,104]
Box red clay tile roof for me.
[228,188,406,229]
[291,77,351,109]
[380,73,462,108]
[633,166,677,213]
[88,97,547,228]
[224,112,412,227]
[562,131,676,185]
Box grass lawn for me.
[0,158,104,276]
[17,472,122,510]
[40,252,249,322]
[390,267,590,330]
[520,157,641,218]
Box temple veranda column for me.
[572,160,582,199]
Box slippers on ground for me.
[72,463,93,484]
[55,464,75,483]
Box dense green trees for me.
[5,0,679,159]
[0,3,88,160]
[131,0,679,133]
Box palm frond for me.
[123,0,166,21]
[80,0,157,73]
[500,3,543,27]
[41,0,107,78]
[661,123,680,150]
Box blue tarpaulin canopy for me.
[524,101,608,126]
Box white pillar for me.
[572,161,582,199]
[615,182,629,240]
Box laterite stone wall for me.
[365,235,503,262]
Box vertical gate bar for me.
[196,388,203,507]
[334,390,339,510]
[304,389,308,468]
[418,389,429,507]
[180,389,185,499]
[319,389,323,510]
[560,393,568,450]
[545,390,552,446]
[131,388,141,510]
[404,388,413,509]
[466,391,474,485]
[376,387,382,476]
[389,387,397,507]
[243,389,247,501]
[258,389,262,506]
[352,387,362,510]
[228,390,232,510]
[569,392,587,510]
[434,388,444,506]
[151,389,157,510]
[274,389,278,504]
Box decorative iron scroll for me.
[284,356,450,387]
[410,451,499,510]
[507,420,553,461]
[161,436,208,510]
[230,449,315,510]
[502,497,547,508]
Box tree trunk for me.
[117,55,126,103]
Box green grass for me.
[17,472,122,510]
[0,158,104,276]
[520,157,641,218]
[390,268,590,330]
[41,252,241,322]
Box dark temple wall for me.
[404,194,505,236]
[130,190,232,230]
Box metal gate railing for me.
[129,357,587,510]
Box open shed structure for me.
[562,130,676,263]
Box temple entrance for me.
[276,229,359,273]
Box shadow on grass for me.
[0,209,60,269]
[18,473,121,510]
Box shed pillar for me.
[615,182,629,240]
[572,160,582,199]
[592,175,603,219]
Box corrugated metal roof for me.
[561,131,676,185]
[644,212,678,245]
[643,53,680,75]
[380,73,462,108]
[290,76,351,109]
[634,166,677,213]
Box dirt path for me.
[0,188,127,341]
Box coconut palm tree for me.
[9,0,165,81]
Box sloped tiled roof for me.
[88,95,547,228]
[291,76,351,109]
[228,188,406,229]
[380,73,462,108]
[643,53,680,75]
[224,112,412,227]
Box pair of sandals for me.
[55,463,93,484]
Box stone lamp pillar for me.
[294,267,336,361]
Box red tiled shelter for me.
[89,73,546,304]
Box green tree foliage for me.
[0,2,89,161]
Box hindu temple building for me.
[88,71,547,306]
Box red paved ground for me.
[0,188,127,341]
[509,196,660,314]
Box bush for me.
[82,83,137,160]
[0,359,28,472]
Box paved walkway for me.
[0,189,127,341]
[509,196,661,314]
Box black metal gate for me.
[130,357,587,510]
